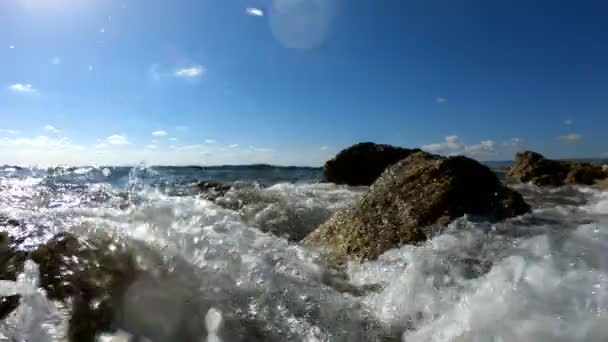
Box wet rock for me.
[0,231,28,320]
[508,151,607,186]
[196,180,233,201]
[29,232,140,342]
[305,152,530,263]
[564,164,607,185]
[323,142,420,186]
[215,186,334,241]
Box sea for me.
[1,164,607,341]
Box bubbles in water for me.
[205,307,223,342]
[101,167,112,177]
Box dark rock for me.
[196,181,232,201]
[508,151,607,186]
[0,295,20,320]
[305,152,530,264]
[0,231,28,320]
[564,164,607,185]
[30,232,140,342]
[323,142,420,186]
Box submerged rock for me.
[323,142,420,186]
[196,180,233,201]
[305,152,530,263]
[508,151,608,186]
[0,231,27,320]
[0,228,141,341]
[30,232,140,342]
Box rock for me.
[0,231,28,320]
[305,152,530,263]
[508,151,607,186]
[323,142,420,186]
[564,164,607,185]
[30,232,140,342]
[196,181,232,201]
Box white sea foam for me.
[1,170,607,341]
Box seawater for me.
[0,165,607,341]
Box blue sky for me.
[1,0,607,166]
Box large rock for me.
[323,142,420,186]
[30,232,140,342]
[508,151,607,186]
[305,152,530,263]
[0,231,27,319]
[0,229,141,342]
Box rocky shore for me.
[1,143,607,340]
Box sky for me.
[1,0,607,166]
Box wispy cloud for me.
[0,136,75,149]
[503,137,524,149]
[9,83,35,93]
[564,119,573,126]
[177,144,204,151]
[152,130,168,137]
[249,146,274,153]
[51,56,62,65]
[422,135,496,158]
[320,146,328,151]
[0,129,20,135]
[145,144,158,150]
[205,139,217,144]
[227,144,239,149]
[105,134,130,145]
[175,125,188,131]
[436,97,447,104]
[44,125,60,134]
[558,133,583,143]
[175,65,205,78]
[245,7,265,17]
[169,137,178,142]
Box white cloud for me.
[564,119,573,126]
[9,83,35,93]
[227,144,239,149]
[51,56,61,65]
[444,135,463,150]
[436,97,447,104]
[421,143,443,153]
[152,130,168,137]
[0,136,74,149]
[503,137,523,149]
[0,129,20,135]
[205,139,217,144]
[44,125,60,134]
[422,135,496,158]
[246,7,265,17]
[249,146,274,153]
[105,135,130,145]
[177,144,204,151]
[558,133,583,142]
[175,65,205,78]
[320,146,328,151]
[9,45,15,49]
[464,140,495,154]
[169,137,178,142]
